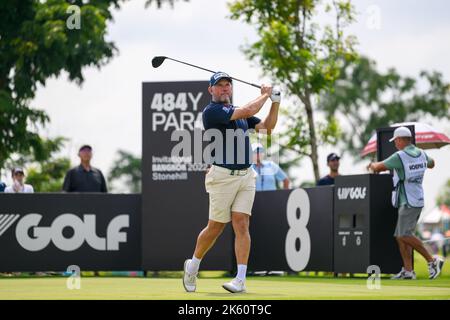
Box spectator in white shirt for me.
[4,167,34,193]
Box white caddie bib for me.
[394,149,427,208]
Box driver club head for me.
[151,56,167,68]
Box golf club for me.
[152,56,261,89]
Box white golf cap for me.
[389,126,412,142]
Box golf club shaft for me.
[164,57,261,89]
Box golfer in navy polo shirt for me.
[183,71,281,293]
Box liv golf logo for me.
[337,187,367,200]
[0,214,20,237]
[0,213,129,252]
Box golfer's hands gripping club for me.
[271,86,281,103]
[260,84,273,100]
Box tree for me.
[319,56,450,158]
[0,0,121,168]
[26,157,71,192]
[228,0,357,181]
[0,0,186,169]
[436,179,450,207]
[108,150,141,193]
[4,137,71,192]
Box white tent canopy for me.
[419,206,443,224]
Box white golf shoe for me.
[182,259,197,292]
[428,256,445,280]
[391,267,416,280]
[222,277,246,293]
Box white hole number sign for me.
[285,189,311,271]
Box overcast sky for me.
[26,0,450,213]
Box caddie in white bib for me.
[392,150,427,208]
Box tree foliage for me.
[0,0,123,168]
[4,136,71,192]
[108,150,141,193]
[228,0,357,180]
[0,0,185,169]
[319,56,450,158]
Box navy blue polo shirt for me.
[202,101,261,170]
[316,175,336,186]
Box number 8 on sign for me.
[285,189,311,271]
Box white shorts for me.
[205,165,257,223]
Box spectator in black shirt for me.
[317,153,341,186]
[63,145,107,192]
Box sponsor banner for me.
[0,177,399,273]
[249,187,334,272]
[141,81,233,270]
[0,193,141,272]
[142,81,209,183]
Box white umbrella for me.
[361,121,450,157]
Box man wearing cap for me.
[183,72,281,293]
[4,168,34,193]
[317,153,341,186]
[368,126,444,280]
[251,143,290,191]
[62,145,107,192]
